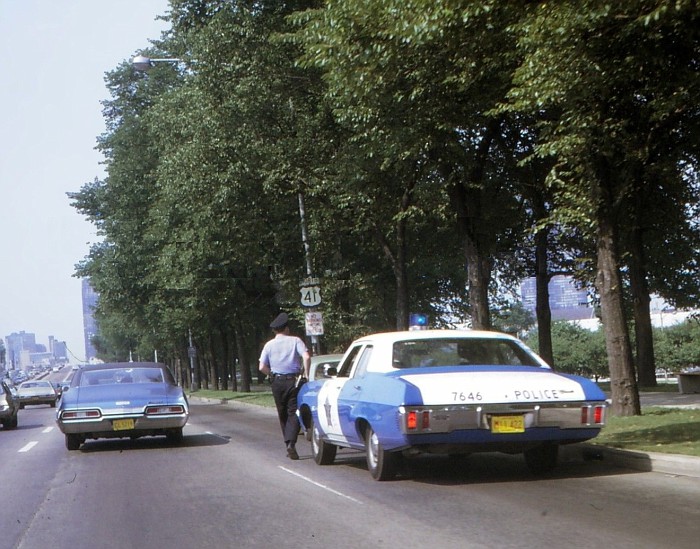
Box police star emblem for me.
[324,397,333,426]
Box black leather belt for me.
[272,373,297,380]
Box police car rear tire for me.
[312,423,337,465]
[366,426,399,481]
[524,443,558,474]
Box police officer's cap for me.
[270,312,289,330]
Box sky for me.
[0,0,170,362]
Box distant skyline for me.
[0,0,170,361]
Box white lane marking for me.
[43,427,54,433]
[19,441,38,453]
[279,466,363,504]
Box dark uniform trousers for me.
[271,375,301,445]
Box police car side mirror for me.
[325,366,338,378]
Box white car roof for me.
[352,329,519,345]
[345,329,544,375]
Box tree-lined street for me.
[68,1,700,419]
[2,402,699,549]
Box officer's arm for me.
[302,351,311,378]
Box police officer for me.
[258,312,310,460]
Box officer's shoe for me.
[286,444,299,460]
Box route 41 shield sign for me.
[300,285,321,307]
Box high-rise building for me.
[520,275,593,321]
[5,331,38,370]
[82,278,99,362]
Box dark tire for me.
[311,422,337,465]
[366,425,399,481]
[65,434,82,451]
[166,428,184,444]
[19,403,25,410]
[50,401,56,408]
[524,443,559,474]
[2,414,18,430]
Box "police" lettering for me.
[513,388,559,400]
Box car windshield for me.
[79,368,164,387]
[20,381,51,388]
[392,338,541,369]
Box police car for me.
[297,330,607,480]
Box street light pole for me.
[298,192,314,277]
[132,55,182,71]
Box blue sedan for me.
[297,330,607,480]
[56,362,189,451]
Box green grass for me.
[594,407,700,457]
[191,388,276,407]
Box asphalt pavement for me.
[191,389,700,479]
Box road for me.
[1,401,699,549]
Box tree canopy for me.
[70,0,700,415]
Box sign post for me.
[300,277,322,354]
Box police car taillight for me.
[406,410,430,430]
[580,405,606,425]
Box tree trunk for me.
[447,182,492,330]
[465,238,492,330]
[629,213,657,387]
[594,175,641,416]
[234,318,251,392]
[534,226,554,366]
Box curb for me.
[562,443,700,478]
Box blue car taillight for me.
[61,410,101,420]
[145,405,185,415]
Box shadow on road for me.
[77,432,229,453]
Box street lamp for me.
[132,54,182,71]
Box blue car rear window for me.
[79,368,164,386]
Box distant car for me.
[0,380,19,430]
[18,380,58,408]
[56,362,189,451]
[309,354,344,381]
[297,330,607,480]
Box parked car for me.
[297,329,608,480]
[56,362,189,451]
[17,380,58,408]
[0,379,19,430]
[309,354,344,381]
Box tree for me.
[505,1,700,415]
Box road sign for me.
[300,285,322,307]
[305,312,324,336]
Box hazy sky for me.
[0,0,170,361]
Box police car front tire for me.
[312,423,337,465]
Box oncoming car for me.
[56,362,189,451]
[297,330,607,481]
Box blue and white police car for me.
[297,330,607,480]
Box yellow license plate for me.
[491,415,525,434]
[113,418,135,431]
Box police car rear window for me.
[392,338,541,369]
